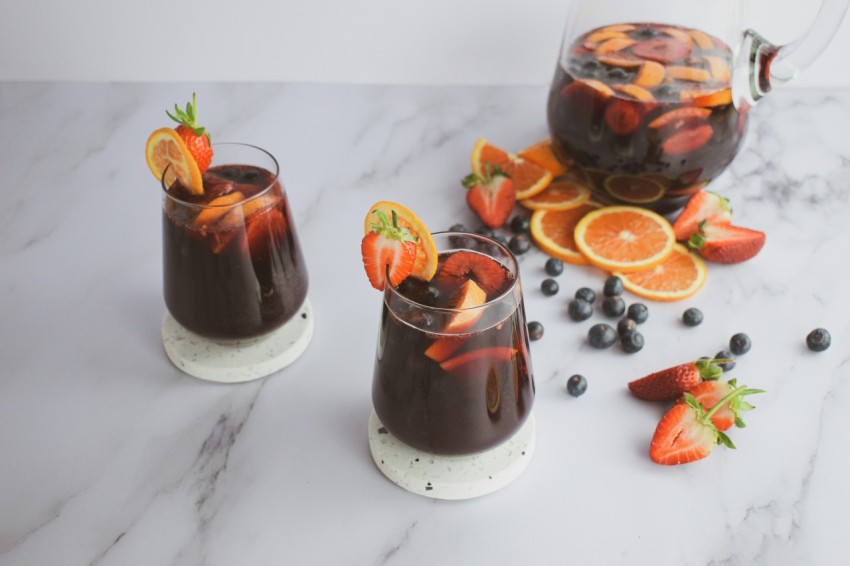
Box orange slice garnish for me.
[614,243,707,301]
[364,201,438,281]
[635,61,666,88]
[603,175,665,204]
[521,179,591,211]
[471,139,553,200]
[518,139,567,177]
[145,128,204,195]
[574,206,675,272]
[530,202,601,265]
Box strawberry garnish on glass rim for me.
[361,209,419,291]
[167,93,214,174]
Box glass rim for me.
[160,142,280,209]
[383,231,520,315]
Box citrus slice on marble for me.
[145,127,204,195]
[603,174,665,204]
[614,243,707,301]
[471,139,553,200]
[574,206,675,272]
[364,201,438,281]
[530,202,601,265]
[521,179,591,211]
[518,139,567,177]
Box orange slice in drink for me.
[703,55,731,84]
[365,201,438,281]
[666,66,712,82]
[584,29,628,47]
[471,139,553,200]
[603,174,665,204]
[521,179,591,211]
[574,206,675,272]
[613,84,656,102]
[530,202,601,265]
[595,37,637,55]
[680,88,732,107]
[634,61,666,87]
[194,191,245,227]
[614,243,707,301]
[518,139,567,177]
[145,128,204,195]
[688,29,715,50]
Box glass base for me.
[368,409,535,500]
[161,297,313,383]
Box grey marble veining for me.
[1,82,849,565]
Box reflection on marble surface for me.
[1,82,849,565]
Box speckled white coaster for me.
[368,410,535,500]
[161,298,313,383]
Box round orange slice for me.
[574,206,675,272]
[530,202,601,265]
[471,139,553,200]
[145,128,204,195]
[604,174,665,204]
[364,201,438,281]
[518,139,567,177]
[614,243,707,301]
[521,179,591,211]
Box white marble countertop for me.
[1,82,849,565]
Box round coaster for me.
[368,410,535,500]
[162,298,314,383]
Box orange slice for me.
[194,191,245,227]
[521,179,591,211]
[581,79,617,98]
[443,279,487,333]
[598,55,644,68]
[518,139,567,177]
[635,61,666,87]
[703,55,731,83]
[584,30,628,47]
[666,66,712,82]
[574,206,675,272]
[614,243,707,301]
[680,88,732,107]
[529,202,601,265]
[365,201,438,281]
[595,37,636,54]
[688,29,714,50]
[661,27,694,45]
[600,24,636,33]
[145,128,204,195]
[471,139,553,200]
[603,175,665,204]
[613,84,656,102]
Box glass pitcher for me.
[547,0,849,213]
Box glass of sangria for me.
[368,231,536,499]
[160,142,313,382]
[547,0,849,213]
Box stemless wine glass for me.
[371,232,535,456]
[547,0,849,213]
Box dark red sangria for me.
[162,143,308,341]
[372,233,535,456]
[548,23,747,213]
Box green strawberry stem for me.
[462,164,510,188]
[166,93,211,143]
[370,210,417,243]
[694,358,724,381]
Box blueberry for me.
[494,234,510,248]
[510,215,531,234]
[588,323,617,349]
[729,332,751,355]
[476,227,496,239]
[806,328,831,352]
[627,303,649,324]
[606,67,628,81]
[545,258,564,276]
[528,321,544,341]
[656,84,680,99]
[449,223,468,233]
[617,317,637,336]
[636,26,660,38]
[603,276,624,297]
[541,278,559,296]
[682,308,703,327]
[508,234,531,255]
[620,331,645,354]
[421,286,440,306]
[575,287,596,304]
[602,296,625,317]
[568,298,593,321]
[567,374,588,397]
[715,350,736,371]
[581,59,602,72]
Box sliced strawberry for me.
[437,250,508,296]
[672,190,732,241]
[661,123,713,155]
[649,394,729,465]
[245,207,286,260]
[682,379,764,431]
[463,165,515,228]
[604,98,644,136]
[628,359,722,401]
[688,223,766,264]
[439,347,517,372]
[167,93,213,173]
[632,38,692,64]
[361,209,418,290]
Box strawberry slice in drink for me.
[437,250,509,296]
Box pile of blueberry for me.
[449,214,533,257]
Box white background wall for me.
[1,0,848,88]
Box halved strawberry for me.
[437,250,508,296]
[632,38,692,64]
[604,98,644,136]
[688,222,766,264]
[681,379,764,431]
[463,165,515,229]
[167,93,213,173]
[649,392,735,465]
[361,209,418,290]
[661,123,713,155]
[671,191,732,241]
[628,359,722,401]
[439,347,517,372]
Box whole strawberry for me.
[682,378,763,431]
[167,93,213,173]
[628,358,723,401]
[463,164,515,229]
